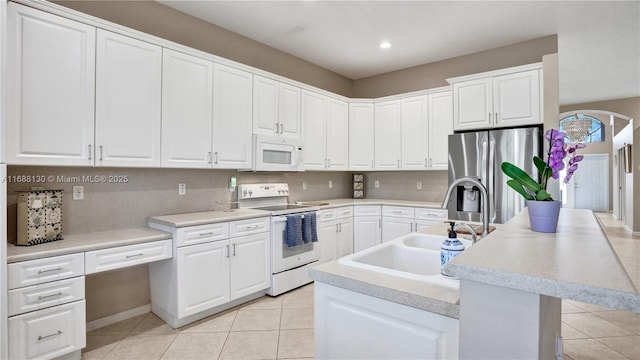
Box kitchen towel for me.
[286,214,304,247]
[302,212,318,243]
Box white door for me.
[230,233,270,300]
[279,83,302,139]
[161,49,213,168]
[401,96,428,169]
[349,102,375,170]
[212,64,253,169]
[7,3,95,166]
[573,154,609,211]
[375,101,402,170]
[336,219,354,258]
[326,99,349,170]
[95,30,162,167]
[318,220,338,264]
[302,90,327,170]
[428,91,453,170]
[253,75,279,136]
[177,241,230,318]
[353,216,381,252]
[453,78,492,131]
[493,70,541,128]
[382,217,414,243]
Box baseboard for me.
[86,304,151,332]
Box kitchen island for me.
[310,208,639,359]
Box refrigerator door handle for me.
[488,138,496,222]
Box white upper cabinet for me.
[427,90,453,170]
[374,100,402,170]
[349,102,375,170]
[212,64,253,169]
[326,98,349,170]
[401,96,428,169]
[253,76,302,139]
[302,91,348,170]
[6,3,96,166]
[95,29,162,167]
[161,49,214,168]
[492,70,541,128]
[450,64,542,131]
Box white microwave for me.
[253,134,305,172]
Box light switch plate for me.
[374,180,379,188]
[178,183,186,195]
[73,186,84,200]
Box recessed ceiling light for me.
[379,41,392,49]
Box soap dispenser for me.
[441,221,465,277]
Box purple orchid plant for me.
[501,128,586,201]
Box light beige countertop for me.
[448,208,640,312]
[148,208,272,228]
[308,198,444,209]
[310,222,462,319]
[7,227,172,263]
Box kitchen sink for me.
[339,233,473,287]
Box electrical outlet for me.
[178,183,186,195]
[417,181,423,190]
[374,180,379,188]
[329,180,333,189]
[73,186,84,200]
[302,181,308,190]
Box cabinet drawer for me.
[317,209,337,222]
[415,208,447,222]
[8,253,85,290]
[336,206,354,219]
[354,205,381,216]
[382,206,414,219]
[229,217,270,237]
[85,239,172,274]
[8,300,86,360]
[176,222,229,247]
[8,276,85,317]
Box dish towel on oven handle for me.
[285,214,304,247]
[302,212,318,243]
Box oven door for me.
[271,215,320,273]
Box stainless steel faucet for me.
[454,223,478,244]
[441,177,490,238]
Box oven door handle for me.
[273,216,288,223]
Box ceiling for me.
[156,1,639,106]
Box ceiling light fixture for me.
[379,41,392,49]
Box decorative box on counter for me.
[353,174,364,199]
[16,189,63,246]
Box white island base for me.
[459,280,561,359]
[315,282,459,359]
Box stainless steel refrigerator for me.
[446,126,541,224]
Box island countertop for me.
[448,208,640,312]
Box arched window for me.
[559,114,605,143]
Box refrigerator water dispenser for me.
[457,185,481,213]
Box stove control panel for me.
[238,183,289,199]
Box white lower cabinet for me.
[317,207,354,263]
[382,206,448,242]
[315,282,458,359]
[9,300,86,360]
[149,218,270,328]
[353,206,382,252]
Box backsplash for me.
[6,166,448,241]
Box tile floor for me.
[83,212,639,360]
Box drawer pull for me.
[126,253,144,259]
[244,225,259,230]
[199,232,215,237]
[37,267,63,274]
[392,210,403,214]
[38,292,63,300]
[38,330,63,341]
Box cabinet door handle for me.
[339,223,342,232]
[378,219,381,228]
[488,113,492,123]
[38,292,63,300]
[397,159,400,168]
[99,145,103,161]
[37,267,63,274]
[226,245,230,258]
[207,152,213,164]
[425,158,428,167]
[280,123,284,134]
[126,253,144,259]
[495,112,499,122]
[88,144,92,161]
[232,243,237,256]
[38,330,63,341]
[335,224,339,233]
[328,158,331,168]
[214,152,218,164]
